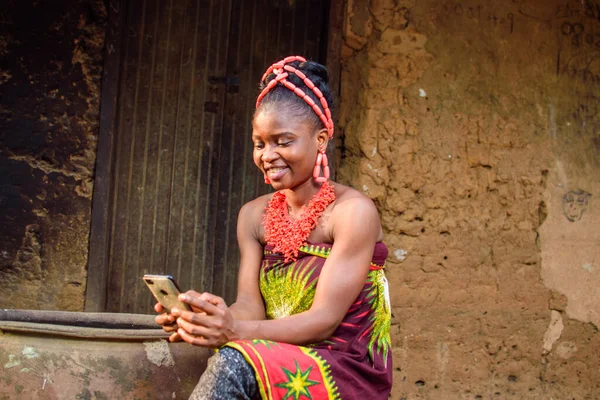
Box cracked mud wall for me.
[0,0,106,310]
[340,0,599,398]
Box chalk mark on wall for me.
[562,189,592,222]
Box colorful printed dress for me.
[223,242,392,399]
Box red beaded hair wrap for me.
[256,55,334,183]
[258,56,337,261]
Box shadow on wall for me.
[0,0,106,310]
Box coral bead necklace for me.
[263,181,336,262]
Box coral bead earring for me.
[264,174,271,184]
[313,149,330,183]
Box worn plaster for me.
[340,0,600,397]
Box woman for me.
[155,56,392,399]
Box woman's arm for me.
[155,198,266,341]
[173,195,381,347]
[228,200,267,321]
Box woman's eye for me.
[278,141,291,147]
[254,143,264,149]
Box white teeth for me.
[269,167,285,172]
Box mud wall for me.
[1,0,598,397]
[339,0,599,398]
[0,0,106,310]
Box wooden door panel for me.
[103,0,330,313]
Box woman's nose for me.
[261,145,278,162]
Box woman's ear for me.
[316,128,329,150]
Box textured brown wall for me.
[0,0,106,310]
[339,0,599,398]
[2,0,599,397]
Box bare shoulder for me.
[237,193,273,244]
[331,182,380,217]
[238,192,272,222]
[329,183,383,242]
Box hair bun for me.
[298,61,329,84]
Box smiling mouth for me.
[266,166,288,180]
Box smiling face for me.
[252,107,327,191]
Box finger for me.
[172,308,208,324]
[155,314,177,325]
[181,291,223,307]
[179,291,218,312]
[177,328,213,348]
[190,305,207,314]
[169,332,182,342]
[175,310,212,327]
[155,314,164,325]
[155,313,173,326]
[171,307,182,317]
[182,290,203,300]
[179,295,221,315]
[154,303,165,313]
[199,292,226,308]
[163,324,178,333]
[177,317,213,337]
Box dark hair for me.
[256,60,334,132]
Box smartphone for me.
[142,274,191,312]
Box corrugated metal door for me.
[104,0,330,313]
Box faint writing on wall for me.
[557,21,600,86]
[560,22,600,48]
[572,94,600,119]
[556,0,600,86]
[556,1,600,22]
[562,189,592,222]
[442,2,515,33]
[554,3,600,136]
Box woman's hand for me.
[154,303,182,342]
[171,291,240,348]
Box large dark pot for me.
[0,309,210,399]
